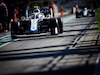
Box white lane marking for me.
[96,54,100,64]
[0,35,16,48]
[93,53,100,75]
[0,35,10,39]
[0,42,11,48]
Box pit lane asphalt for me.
[0,15,100,75]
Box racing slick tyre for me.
[50,18,59,35]
[57,18,63,33]
[91,12,95,17]
[11,22,18,39]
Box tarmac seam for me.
[69,17,97,49]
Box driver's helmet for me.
[33,8,40,13]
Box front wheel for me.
[57,18,63,34]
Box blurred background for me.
[0,0,100,75]
[2,0,100,19]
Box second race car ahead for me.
[76,7,95,18]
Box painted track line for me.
[0,35,16,48]
[93,53,100,75]
[0,42,11,48]
[0,35,10,39]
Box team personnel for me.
[0,0,8,32]
[49,2,54,17]
[61,6,64,17]
[75,5,79,18]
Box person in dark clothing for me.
[0,0,8,32]
[75,5,79,18]
[60,6,64,17]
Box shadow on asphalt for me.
[0,32,100,75]
[0,28,98,43]
[0,17,99,75]
[0,38,99,75]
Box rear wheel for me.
[50,18,59,35]
[11,22,18,39]
[76,12,79,18]
[57,18,63,33]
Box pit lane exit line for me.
[0,35,15,48]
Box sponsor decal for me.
[30,19,38,32]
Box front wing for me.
[11,19,50,35]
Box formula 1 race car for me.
[87,9,95,17]
[11,7,63,39]
[83,8,95,17]
[76,7,95,18]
